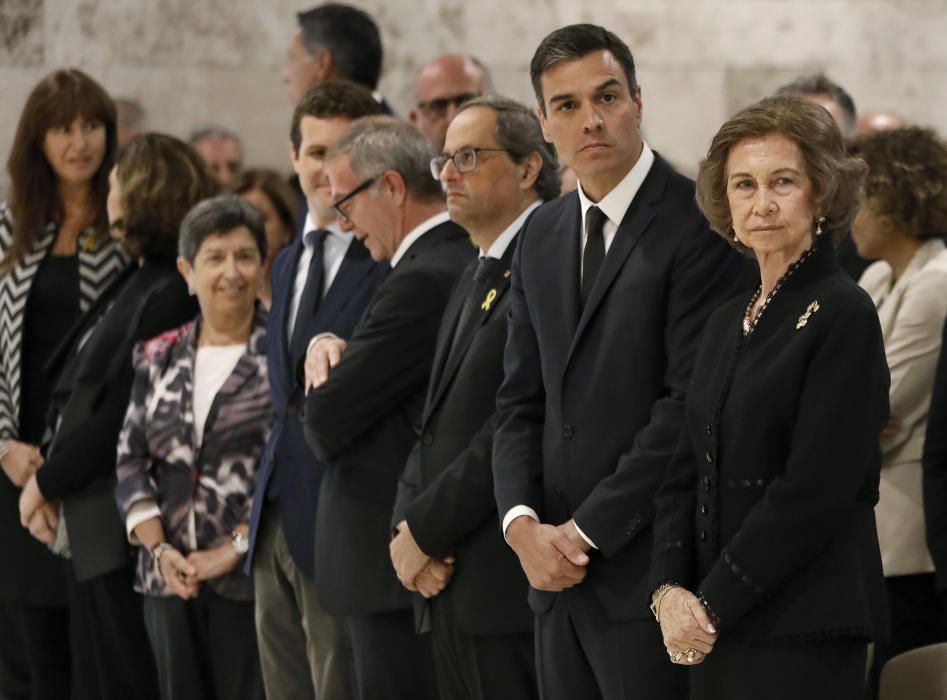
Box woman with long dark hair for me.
[0,68,126,700]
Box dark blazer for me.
[304,218,474,616]
[37,261,198,581]
[651,239,890,642]
[245,233,383,578]
[493,154,754,620]
[924,317,947,592]
[392,236,531,636]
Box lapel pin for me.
[796,300,820,329]
[80,230,96,252]
[504,270,511,279]
[481,289,497,311]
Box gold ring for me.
[672,650,684,663]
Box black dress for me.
[0,254,78,700]
[651,239,890,699]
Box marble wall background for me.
[1,0,946,193]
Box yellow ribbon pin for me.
[481,289,497,311]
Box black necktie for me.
[289,229,328,359]
[449,256,498,357]
[581,206,607,307]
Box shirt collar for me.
[576,142,655,228]
[302,215,349,248]
[390,211,452,268]
[481,200,541,259]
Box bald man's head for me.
[410,53,492,151]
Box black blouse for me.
[651,240,891,643]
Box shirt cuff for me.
[501,505,539,545]
[572,520,598,550]
[306,332,341,357]
[126,499,162,545]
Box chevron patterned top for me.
[0,203,129,440]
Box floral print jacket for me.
[115,307,271,600]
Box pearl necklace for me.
[742,246,817,337]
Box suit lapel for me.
[426,245,514,419]
[567,159,669,361]
[278,238,306,365]
[426,261,476,416]
[559,195,583,337]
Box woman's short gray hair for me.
[178,194,267,264]
[455,95,562,201]
[327,115,443,201]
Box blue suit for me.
[247,232,384,578]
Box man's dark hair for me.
[530,24,637,115]
[455,95,562,201]
[775,73,857,135]
[290,80,383,155]
[297,3,383,90]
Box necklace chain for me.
[742,246,817,337]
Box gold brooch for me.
[80,230,97,252]
[796,300,820,329]
[481,289,497,311]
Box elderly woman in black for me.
[0,69,127,700]
[115,195,269,700]
[649,96,890,699]
[17,134,218,699]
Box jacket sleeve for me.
[114,345,160,519]
[303,267,449,461]
[492,228,546,522]
[699,298,890,629]
[923,317,947,590]
[571,224,752,557]
[406,413,498,559]
[880,269,947,456]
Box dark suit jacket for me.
[304,218,474,616]
[246,233,384,577]
[38,261,198,581]
[924,317,947,592]
[651,239,890,642]
[493,154,755,620]
[392,236,531,636]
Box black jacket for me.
[392,237,531,636]
[304,219,474,615]
[493,154,755,620]
[651,239,891,642]
[923,317,947,592]
[38,261,198,581]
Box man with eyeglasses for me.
[388,95,559,700]
[302,116,473,699]
[409,54,492,151]
[244,80,384,700]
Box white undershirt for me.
[193,344,246,446]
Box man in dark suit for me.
[302,116,474,699]
[492,25,754,700]
[388,96,559,700]
[245,81,385,700]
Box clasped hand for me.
[658,587,718,665]
[506,517,590,592]
[159,542,244,600]
[390,520,454,599]
[304,336,347,394]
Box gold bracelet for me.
[650,582,679,622]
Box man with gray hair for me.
[302,116,474,699]
[389,95,558,699]
[189,125,244,187]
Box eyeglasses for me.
[416,93,480,119]
[430,147,509,180]
[331,175,381,224]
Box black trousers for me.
[535,588,688,700]
[0,602,70,700]
[143,588,264,700]
[429,597,538,700]
[868,573,947,698]
[66,564,159,700]
[691,636,868,700]
[344,607,437,700]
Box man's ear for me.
[520,152,543,191]
[536,105,553,144]
[382,170,408,207]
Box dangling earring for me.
[815,216,825,237]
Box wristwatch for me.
[231,530,249,556]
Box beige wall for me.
[2,0,946,193]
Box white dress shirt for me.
[480,201,540,259]
[389,210,453,269]
[286,216,353,344]
[502,144,656,550]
